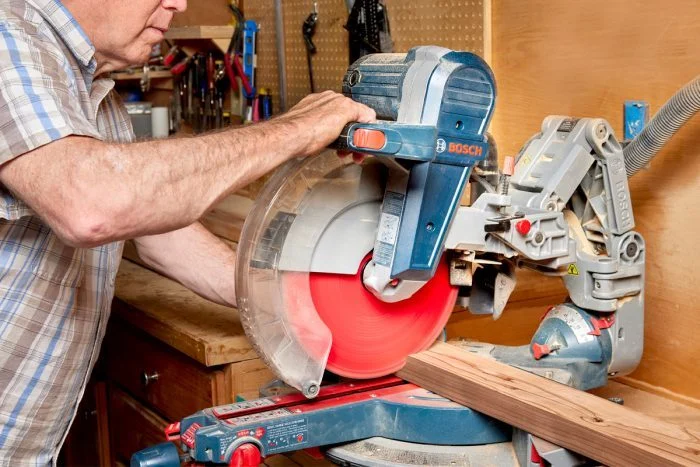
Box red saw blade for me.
[283,254,458,379]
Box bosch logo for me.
[448,143,483,157]
[436,138,447,153]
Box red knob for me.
[229,443,262,467]
[515,219,531,235]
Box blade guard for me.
[236,154,348,398]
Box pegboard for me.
[385,0,489,57]
[283,0,350,105]
[246,0,490,111]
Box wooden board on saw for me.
[481,0,700,406]
[114,260,257,367]
[398,342,700,466]
[246,0,491,109]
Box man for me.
[0,0,375,464]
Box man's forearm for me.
[0,91,376,247]
[0,118,302,247]
[133,222,238,307]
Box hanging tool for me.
[140,63,150,92]
[224,3,257,125]
[214,60,226,129]
[242,20,259,98]
[162,44,182,68]
[259,88,272,120]
[303,2,319,92]
[345,0,392,63]
[205,53,215,131]
[197,54,208,132]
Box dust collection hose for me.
[624,75,700,177]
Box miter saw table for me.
[133,375,586,467]
[131,44,697,466]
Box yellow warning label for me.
[567,264,579,276]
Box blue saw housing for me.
[341,48,497,280]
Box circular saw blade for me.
[304,254,457,378]
[237,151,457,394]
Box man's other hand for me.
[276,91,376,158]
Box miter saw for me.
[133,47,700,466]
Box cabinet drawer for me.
[105,319,220,421]
[108,386,171,464]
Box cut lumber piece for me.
[397,342,700,467]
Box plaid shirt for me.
[0,0,133,464]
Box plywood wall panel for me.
[474,0,700,403]
[385,0,488,58]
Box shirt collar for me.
[27,0,96,70]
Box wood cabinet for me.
[59,381,110,467]
[108,387,171,464]
[104,320,225,423]
[60,259,276,465]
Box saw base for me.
[326,437,517,467]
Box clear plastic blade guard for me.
[236,152,381,398]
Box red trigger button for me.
[353,128,386,150]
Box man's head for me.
[62,0,187,74]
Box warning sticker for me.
[265,418,309,454]
[212,398,275,417]
[224,408,291,427]
[382,191,404,217]
[557,118,580,133]
[567,264,579,276]
[373,191,405,267]
[377,213,400,245]
[547,307,594,344]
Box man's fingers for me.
[352,152,366,164]
[353,102,376,124]
[337,150,366,165]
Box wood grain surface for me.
[114,260,257,366]
[398,343,700,466]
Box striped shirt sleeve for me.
[0,21,100,163]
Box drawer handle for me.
[141,371,160,387]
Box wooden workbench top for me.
[113,259,258,367]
